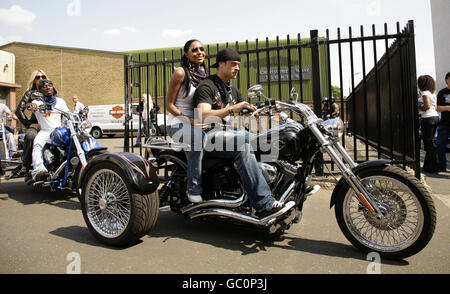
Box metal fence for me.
[126,38,330,103]
[123,20,420,178]
[330,20,420,178]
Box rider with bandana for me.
[28,80,69,181]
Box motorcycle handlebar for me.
[37,103,75,120]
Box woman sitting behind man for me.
[166,39,208,203]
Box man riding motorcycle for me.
[193,48,292,218]
[27,80,69,181]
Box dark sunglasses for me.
[35,75,47,80]
[190,46,205,53]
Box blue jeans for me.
[135,119,149,145]
[436,124,449,171]
[167,123,206,196]
[204,129,275,214]
[1,127,17,156]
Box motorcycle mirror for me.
[248,85,264,99]
[82,106,89,115]
[290,88,299,102]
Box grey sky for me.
[0,0,437,88]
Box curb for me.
[311,166,434,194]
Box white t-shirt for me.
[33,98,70,131]
[418,90,439,118]
[0,103,11,119]
[73,101,85,113]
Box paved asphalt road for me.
[0,137,449,274]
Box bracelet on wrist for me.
[228,105,233,115]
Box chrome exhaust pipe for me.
[279,181,296,204]
[188,201,296,226]
[50,161,67,180]
[181,193,246,214]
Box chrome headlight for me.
[79,120,92,131]
[322,117,344,138]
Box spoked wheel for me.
[335,165,436,260]
[81,162,159,246]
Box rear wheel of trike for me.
[80,162,159,246]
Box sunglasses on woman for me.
[35,75,47,80]
[190,46,205,53]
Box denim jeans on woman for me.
[167,122,206,196]
[204,128,275,215]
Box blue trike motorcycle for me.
[1,96,160,246]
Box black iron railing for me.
[123,20,420,178]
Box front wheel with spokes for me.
[80,162,159,246]
[335,165,436,260]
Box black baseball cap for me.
[210,48,241,68]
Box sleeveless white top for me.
[419,90,439,118]
[168,67,197,126]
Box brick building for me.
[0,42,126,112]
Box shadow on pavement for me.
[149,209,409,266]
[422,170,450,179]
[49,225,142,250]
[0,181,80,210]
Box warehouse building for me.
[0,42,126,112]
[431,0,450,90]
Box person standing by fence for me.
[134,93,153,147]
[435,72,450,173]
[417,75,440,173]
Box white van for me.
[87,103,167,138]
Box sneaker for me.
[187,193,203,203]
[256,200,286,218]
[35,170,49,182]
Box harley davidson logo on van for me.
[109,106,125,119]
